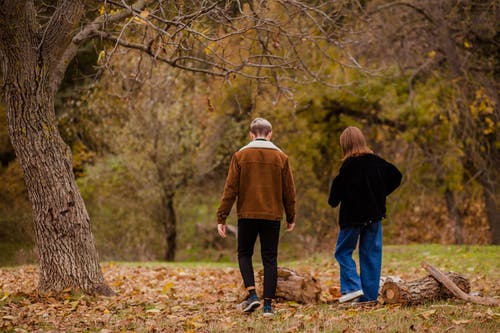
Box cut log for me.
[422,261,500,306]
[380,272,470,305]
[238,267,322,304]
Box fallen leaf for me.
[418,309,436,319]
[287,301,300,308]
[161,282,174,294]
[0,292,9,301]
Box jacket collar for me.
[239,140,282,152]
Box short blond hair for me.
[340,126,373,160]
[250,118,272,136]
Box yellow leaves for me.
[70,299,80,311]
[427,50,436,58]
[170,305,182,312]
[97,50,106,65]
[204,42,217,55]
[0,292,10,301]
[469,89,497,136]
[110,279,124,287]
[98,6,119,16]
[343,308,359,317]
[482,117,495,135]
[470,89,495,116]
[161,282,174,294]
[131,11,150,25]
[463,40,472,48]
[287,301,301,307]
[145,308,161,313]
[184,316,207,330]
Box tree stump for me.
[238,267,322,304]
[380,272,470,305]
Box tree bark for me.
[380,272,470,305]
[481,177,499,245]
[162,194,177,261]
[444,189,464,244]
[0,1,113,295]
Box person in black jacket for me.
[328,126,402,304]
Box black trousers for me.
[237,218,281,299]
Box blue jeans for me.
[334,221,382,301]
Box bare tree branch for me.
[49,0,148,95]
[96,30,269,79]
[368,1,435,25]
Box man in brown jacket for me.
[217,118,296,317]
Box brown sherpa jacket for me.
[216,139,296,225]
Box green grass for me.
[382,244,499,278]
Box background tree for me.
[86,52,210,261]
[0,0,353,294]
[346,0,498,243]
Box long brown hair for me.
[340,126,373,160]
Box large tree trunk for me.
[444,189,464,244]
[162,194,177,261]
[437,13,499,245]
[481,176,499,245]
[4,87,113,295]
[0,1,112,295]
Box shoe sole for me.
[263,312,274,317]
[338,290,364,303]
[243,300,260,312]
[352,300,378,307]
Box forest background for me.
[0,0,498,267]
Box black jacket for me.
[328,154,402,229]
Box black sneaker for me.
[263,304,274,317]
[242,294,260,313]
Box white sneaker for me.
[339,290,364,303]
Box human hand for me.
[217,223,226,238]
[286,223,295,232]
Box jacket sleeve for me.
[216,154,240,225]
[282,157,296,224]
[328,167,345,208]
[384,162,402,196]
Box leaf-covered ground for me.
[1,245,499,332]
